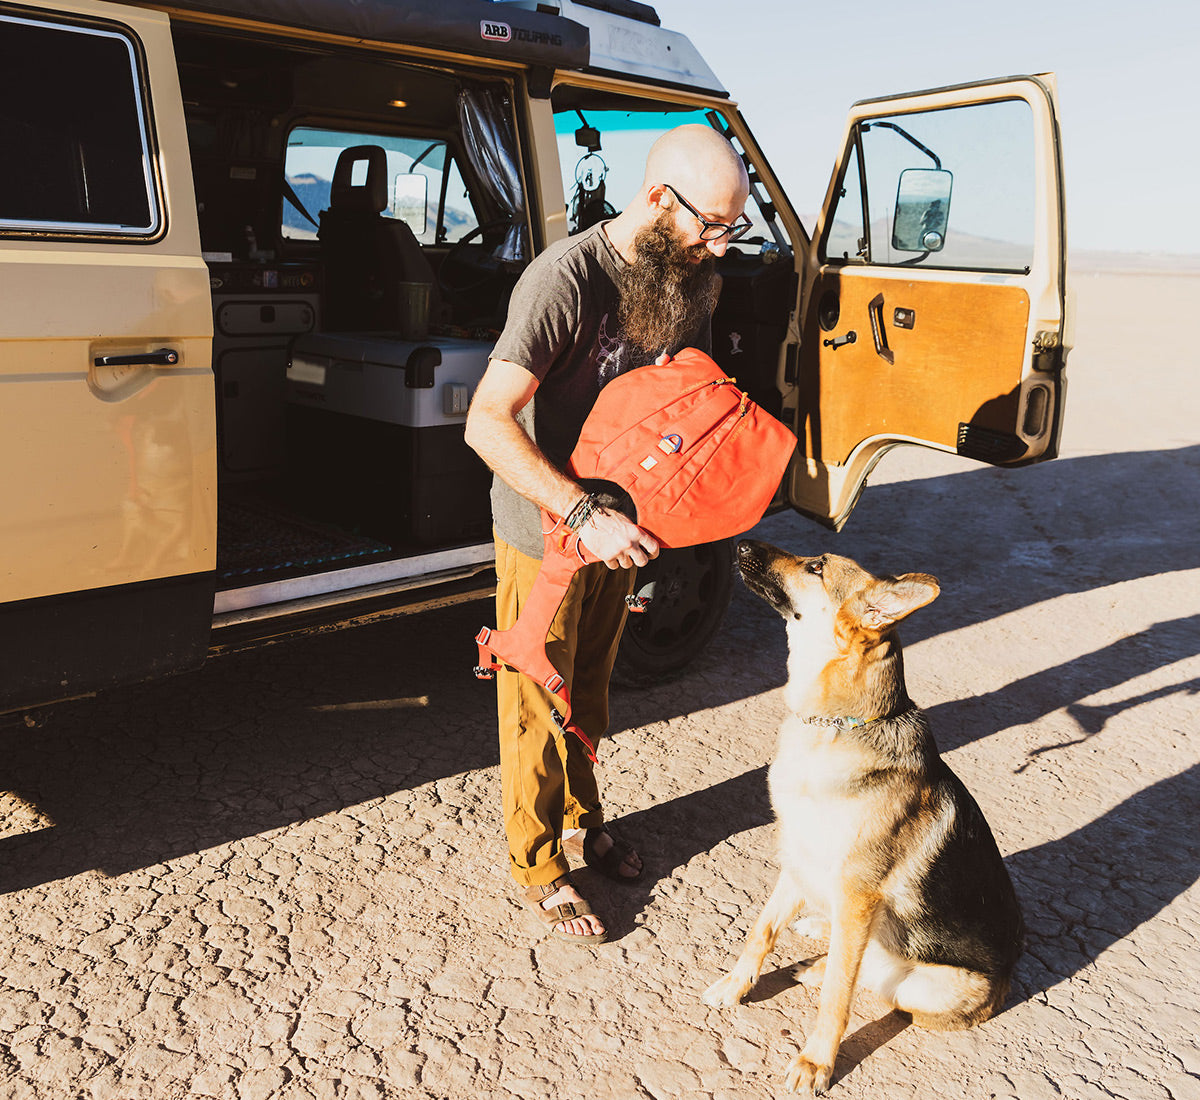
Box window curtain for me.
[457,86,527,264]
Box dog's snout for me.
[737,539,762,564]
[737,540,778,576]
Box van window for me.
[282,128,480,245]
[553,105,715,234]
[554,107,713,229]
[0,14,159,236]
[550,99,775,249]
[824,146,866,262]
[819,99,1035,273]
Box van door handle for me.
[93,347,180,367]
[868,294,894,364]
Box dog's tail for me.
[904,971,1012,1031]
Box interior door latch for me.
[823,331,857,350]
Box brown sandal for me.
[523,873,608,945]
[566,827,644,883]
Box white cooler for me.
[285,333,493,546]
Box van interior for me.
[172,25,795,619]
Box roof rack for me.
[494,0,725,93]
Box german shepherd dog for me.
[703,541,1023,1094]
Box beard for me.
[617,212,721,356]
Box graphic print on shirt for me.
[595,311,654,383]
[595,311,627,381]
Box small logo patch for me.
[481,20,512,42]
[640,455,658,471]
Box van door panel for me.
[803,272,1031,461]
[789,76,1068,528]
[0,0,214,709]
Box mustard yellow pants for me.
[493,536,636,888]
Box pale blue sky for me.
[652,0,1199,256]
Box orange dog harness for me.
[474,347,796,758]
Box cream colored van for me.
[0,0,1070,710]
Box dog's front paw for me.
[784,1051,833,1095]
[702,971,751,1007]
[793,955,827,988]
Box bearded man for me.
[464,124,751,944]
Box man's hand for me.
[578,506,660,570]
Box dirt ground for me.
[2,272,1198,1099]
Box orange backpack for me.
[474,347,796,758]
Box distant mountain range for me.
[800,213,1200,275]
[280,183,1200,274]
[1069,249,1200,275]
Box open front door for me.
[788,75,1069,529]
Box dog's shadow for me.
[752,962,915,1091]
[714,957,914,1087]
[833,1010,913,1084]
[743,962,806,1005]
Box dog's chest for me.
[768,716,876,901]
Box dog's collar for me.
[802,705,913,730]
[802,715,883,730]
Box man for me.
[464,124,750,943]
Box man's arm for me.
[464,358,659,570]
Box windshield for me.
[282,127,478,245]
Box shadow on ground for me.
[627,444,1200,732]
[0,599,500,893]
[3,446,1197,903]
[1006,762,1200,1004]
[922,612,1200,757]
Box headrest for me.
[330,145,388,214]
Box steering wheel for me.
[437,218,513,296]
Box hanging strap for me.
[474,512,599,761]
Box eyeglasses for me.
[663,183,752,242]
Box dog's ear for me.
[860,574,940,630]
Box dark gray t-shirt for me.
[489,221,710,557]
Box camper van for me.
[0,0,1070,711]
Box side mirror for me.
[393,173,428,235]
[892,168,952,252]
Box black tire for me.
[612,538,735,686]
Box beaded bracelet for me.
[564,492,603,531]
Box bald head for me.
[603,123,751,264]
[643,124,749,211]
